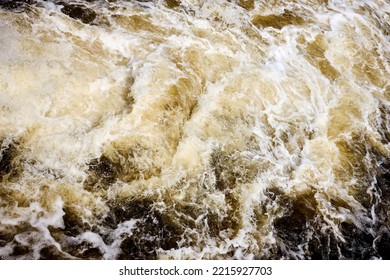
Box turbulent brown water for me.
[0,0,389,260]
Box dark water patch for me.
[0,0,35,12]
[325,152,390,259]
[252,10,305,30]
[272,192,317,251]
[237,0,254,10]
[84,155,121,191]
[378,103,390,143]
[39,245,71,260]
[269,187,383,259]
[0,231,14,247]
[354,145,390,223]
[339,222,375,259]
[273,199,315,245]
[307,232,340,260]
[62,207,91,237]
[11,243,31,257]
[374,159,390,260]
[60,2,97,24]
[118,217,182,259]
[0,139,20,182]
[0,141,14,180]
[8,228,37,258]
[377,160,390,205]
[70,241,103,259]
[376,230,390,259]
[105,199,154,226]
[165,0,180,9]
[265,190,348,259]
[112,199,183,259]
[268,154,390,260]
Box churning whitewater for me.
[0,0,389,259]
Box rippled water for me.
[0,0,389,260]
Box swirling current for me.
[0,0,390,259]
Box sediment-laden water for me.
[0,0,389,259]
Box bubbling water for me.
[0,0,389,259]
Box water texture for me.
[0,0,389,259]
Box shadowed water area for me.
[0,0,389,259]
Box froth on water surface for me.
[0,0,390,259]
